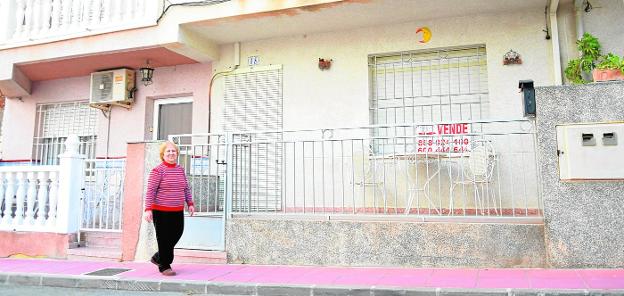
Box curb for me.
[1,272,624,295]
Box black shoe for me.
[150,257,160,267]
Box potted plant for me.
[564,33,602,84]
[593,53,624,81]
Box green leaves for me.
[576,33,602,61]
[596,53,624,73]
[564,59,586,84]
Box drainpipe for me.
[574,0,585,39]
[207,42,240,134]
[548,0,563,85]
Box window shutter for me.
[223,65,283,211]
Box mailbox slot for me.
[581,133,595,146]
[602,132,617,146]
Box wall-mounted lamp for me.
[139,60,154,86]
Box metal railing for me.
[171,119,542,220]
[172,134,228,215]
[32,136,96,166]
[80,159,125,231]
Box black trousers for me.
[151,210,184,272]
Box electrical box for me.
[556,122,624,180]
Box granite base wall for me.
[226,218,545,268]
[535,81,624,268]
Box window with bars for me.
[369,45,488,124]
[32,101,98,165]
[368,46,489,154]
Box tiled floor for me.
[1,258,624,290]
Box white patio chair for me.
[449,139,497,215]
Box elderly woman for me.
[144,141,195,276]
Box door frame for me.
[152,97,193,140]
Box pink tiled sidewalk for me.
[1,258,623,290]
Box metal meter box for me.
[556,122,624,180]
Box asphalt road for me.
[0,284,237,296]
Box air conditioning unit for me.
[89,68,135,107]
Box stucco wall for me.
[121,142,147,261]
[226,218,545,268]
[583,0,624,57]
[200,8,550,215]
[536,81,624,268]
[0,232,72,258]
[210,7,554,133]
[1,63,211,160]
[2,76,87,161]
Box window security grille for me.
[223,66,283,212]
[368,46,489,154]
[370,45,488,124]
[32,101,98,165]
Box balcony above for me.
[0,0,161,50]
[0,0,551,98]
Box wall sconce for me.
[139,60,154,86]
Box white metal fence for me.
[171,119,542,220]
[172,134,227,214]
[80,159,125,231]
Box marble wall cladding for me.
[226,218,546,268]
[134,141,165,261]
[535,81,624,268]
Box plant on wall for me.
[565,33,624,84]
[576,33,602,72]
[564,33,601,84]
[596,53,624,72]
[564,59,585,84]
[593,53,624,81]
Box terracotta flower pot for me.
[592,69,624,82]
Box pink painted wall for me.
[2,76,89,160]
[121,142,146,261]
[0,232,71,258]
[1,63,211,160]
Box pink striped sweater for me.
[145,162,194,212]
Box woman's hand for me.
[144,210,153,222]
[188,205,195,217]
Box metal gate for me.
[80,159,126,231]
[172,134,228,250]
